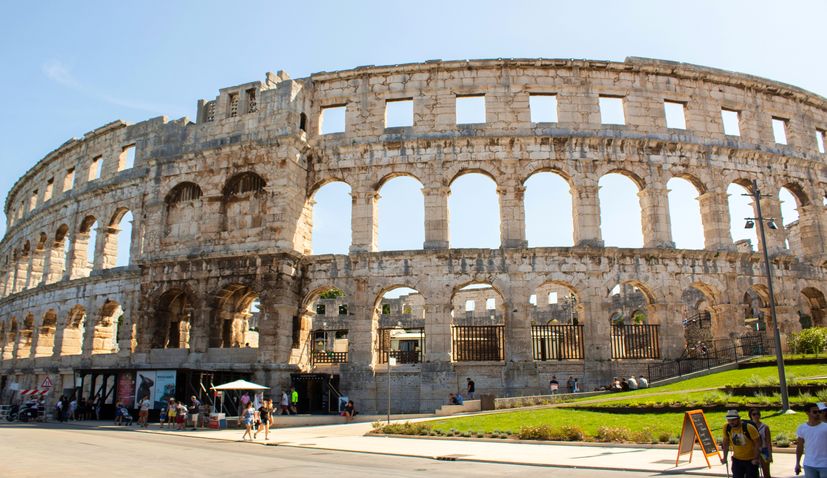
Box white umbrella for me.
[211,379,269,391]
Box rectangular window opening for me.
[772,117,788,145]
[465,300,476,312]
[229,93,239,118]
[664,101,687,129]
[119,145,136,171]
[721,109,741,136]
[529,294,537,306]
[44,178,54,202]
[485,298,496,310]
[246,88,257,113]
[599,96,625,125]
[385,99,413,128]
[529,94,558,123]
[455,95,486,125]
[817,130,826,154]
[29,190,38,211]
[548,292,558,305]
[63,168,75,192]
[89,156,102,181]
[320,105,347,135]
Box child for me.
[167,399,177,428]
[159,407,167,428]
[176,402,187,430]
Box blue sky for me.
[1,0,825,256]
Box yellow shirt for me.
[724,422,759,461]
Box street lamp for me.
[743,179,791,413]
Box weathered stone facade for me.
[2,57,827,413]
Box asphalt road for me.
[0,423,669,477]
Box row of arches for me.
[1,208,133,297]
[0,300,124,360]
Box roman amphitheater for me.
[1,57,826,414]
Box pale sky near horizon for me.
[1,0,825,264]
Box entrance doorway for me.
[290,373,340,414]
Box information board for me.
[675,409,720,468]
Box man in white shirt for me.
[138,395,151,427]
[795,402,827,477]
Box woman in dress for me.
[241,401,255,441]
[254,399,272,440]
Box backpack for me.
[725,420,758,443]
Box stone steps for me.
[434,399,481,416]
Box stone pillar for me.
[28,246,45,287]
[572,179,603,247]
[505,301,533,361]
[44,242,66,284]
[698,191,734,251]
[498,183,527,248]
[774,305,800,347]
[647,303,682,359]
[424,302,452,362]
[100,226,121,269]
[639,185,674,248]
[189,301,211,353]
[14,256,28,293]
[346,279,374,365]
[258,303,297,364]
[581,289,611,360]
[350,190,378,253]
[67,233,91,279]
[795,204,825,257]
[710,304,742,342]
[422,186,450,249]
[757,196,787,256]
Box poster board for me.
[676,409,720,468]
[116,373,135,408]
[134,371,156,409]
[154,370,176,409]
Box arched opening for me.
[210,284,260,348]
[680,285,715,355]
[29,232,48,286]
[599,173,643,248]
[449,173,500,248]
[779,186,805,251]
[376,286,425,363]
[309,181,352,255]
[221,171,267,232]
[607,282,660,359]
[799,287,826,329]
[17,314,35,359]
[524,172,574,247]
[152,289,194,349]
[16,241,30,292]
[35,309,57,357]
[377,176,424,251]
[92,300,122,354]
[106,209,133,268]
[303,287,350,364]
[530,282,582,360]
[165,182,203,238]
[61,305,86,356]
[742,288,769,334]
[47,224,69,283]
[667,177,705,250]
[451,283,505,361]
[77,215,98,276]
[728,182,757,251]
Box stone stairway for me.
[434,399,481,416]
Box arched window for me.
[727,182,757,251]
[667,177,704,250]
[166,182,203,204]
[524,172,573,247]
[309,181,352,255]
[449,173,500,248]
[223,172,266,198]
[599,173,643,248]
[378,176,424,251]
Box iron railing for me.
[647,334,773,382]
[378,327,425,364]
[611,324,660,359]
[452,325,504,361]
[531,324,584,360]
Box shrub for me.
[631,427,656,444]
[788,327,827,354]
[517,425,555,440]
[377,421,432,435]
[596,426,631,442]
[559,425,585,441]
[658,432,671,443]
[667,435,680,445]
[775,432,793,448]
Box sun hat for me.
[725,409,740,419]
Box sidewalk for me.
[61,418,796,476]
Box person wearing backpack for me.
[721,409,760,478]
[749,408,773,478]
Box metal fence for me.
[311,351,348,364]
[452,325,504,361]
[378,327,424,364]
[531,324,584,360]
[647,334,773,382]
[611,324,660,359]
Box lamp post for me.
[744,179,790,412]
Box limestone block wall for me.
[2,57,827,412]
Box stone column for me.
[67,233,91,279]
[639,185,674,248]
[710,304,742,342]
[757,196,787,256]
[44,242,66,284]
[647,303,682,359]
[346,278,374,365]
[581,289,611,360]
[795,204,825,257]
[572,179,603,247]
[422,186,450,249]
[349,190,378,253]
[258,303,297,364]
[505,301,533,361]
[498,183,527,248]
[28,246,45,287]
[189,301,211,353]
[698,191,734,251]
[14,256,28,293]
[99,225,121,269]
[424,302,452,362]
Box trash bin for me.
[480,394,496,411]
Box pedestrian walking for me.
[466,377,475,400]
[721,409,760,478]
[795,402,827,477]
[280,391,290,415]
[188,395,201,430]
[138,395,151,427]
[241,402,255,441]
[748,408,772,478]
[290,387,298,414]
[254,399,272,440]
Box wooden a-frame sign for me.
[675,409,721,468]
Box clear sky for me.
[1,0,825,255]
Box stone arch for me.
[607,281,654,325]
[17,313,35,359]
[373,171,424,191]
[680,283,719,351]
[221,171,268,233]
[209,283,260,348]
[307,180,352,255]
[151,288,196,349]
[35,309,57,357]
[524,170,574,247]
[449,171,501,248]
[450,281,506,361]
[61,305,86,355]
[780,181,811,208]
[375,285,426,364]
[377,174,424,251]
[598,167,647,190]
[302,285,351,365]
[742,286,770,334]
[598,172,644,248]
[103,207,133,268]
[2,317,16,360]
[798,286,826,328]
[92,300,122,354]
[77,214,98,276]
[667,176,705,250]
[530,280,581,325]
[47,223,70,283]
[727,181,758,251]
[165,182,203,239]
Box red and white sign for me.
[19,389,49,396]
[41,377,53,388]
